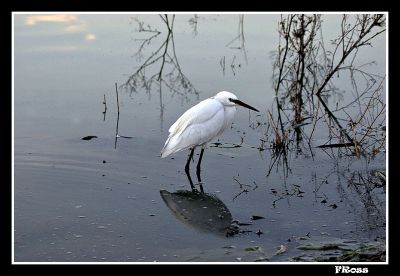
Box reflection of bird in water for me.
[160,189,239,237]
[160,91,259,188]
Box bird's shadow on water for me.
[160,187,240,237]
[160,165,243,237]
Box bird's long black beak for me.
[230,99,259,112]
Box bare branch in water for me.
[102,94,107,121]
[266,13,386,165]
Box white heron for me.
[161,91,259,184]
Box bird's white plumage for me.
[161,91,238,158]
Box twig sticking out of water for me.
[113,82,134,150]
[115,82,120,115]
[317,143,355,148]
[102,94,107,121]
[219,56,226,76]
[114,83,120,149]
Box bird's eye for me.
[228,98,233,102]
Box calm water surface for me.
[13,14,386,262]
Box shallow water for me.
[13,13,386,262]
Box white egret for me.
[161,91,259,184]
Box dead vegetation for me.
[263,14,386,169]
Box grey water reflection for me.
[160,188,239,237]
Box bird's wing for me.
[161,99,225,157]
[168,98,223,136]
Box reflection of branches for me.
[315,15,386,97]
[312,15,385,154]
[232,175,258,201]
[226,14,248,65]
[313,159,385,234]
[272,15,320,143]
[267,14,386,163]
[123,15,200,130]
[188,14,199,36]
[338,169,386,233]
[131,17,162,61]
[266,110,290,177]
[344,81,386,157]
[221,14,247,77]
[270,184,305,208]
[125,16,172,85]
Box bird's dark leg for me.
[185,148,196,190]
[196,148,205,183]
[185,148,195,173]
[198,182,204,193]
[185,168,196,191]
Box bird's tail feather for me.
[160,136,174,158]
[161,135,190,158]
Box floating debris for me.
[294,237,385,262]
[118,135,134,139]
[81,136,97,140]
[251,215,265,220]
[254,257,269,262]
[275,245,287,255]
[317,142,355,148]
[245,246,262,252]
[237,222,252,226]
[329,204,338,209]
[298,243,341,251]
